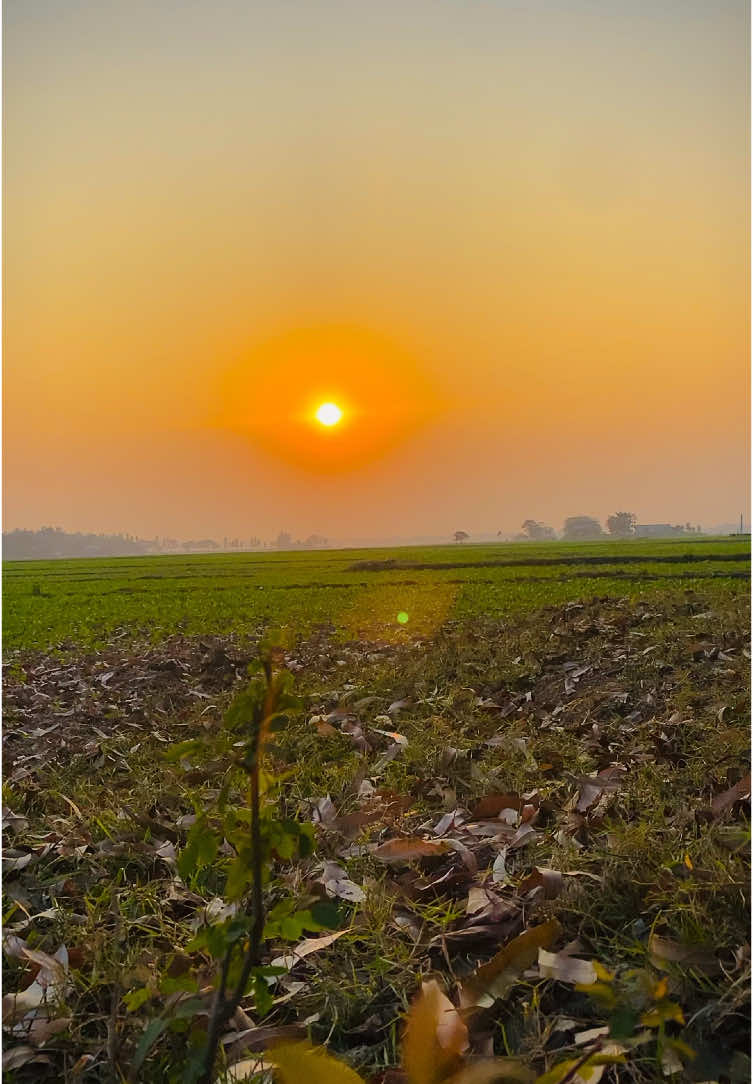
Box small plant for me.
[156,638,339,1083]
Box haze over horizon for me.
[4,0,750,542]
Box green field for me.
[3,536,750,652]
[2,535,750,1081]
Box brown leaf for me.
[3,1045,53,1071]
[648,934,721,975]
[711,772,751,818]
[270,930,348,971]
[537,948,597,985]
[331,809,385,839]
[508,824,538,850]
[320,861,366,903]
[221,1023,305,1059]
[460,919,561,1007]
[575,767,625,813]
[402,979,468,1084]
[371,838,451,862]
[470,794,528,819]
[518,868,564,899]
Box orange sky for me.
[4,1,750,540]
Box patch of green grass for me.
[3,537,748,652]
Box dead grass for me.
[2,590,749,1082]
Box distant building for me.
[634,524,687,538]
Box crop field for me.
[3,537,750,653]
[2,537,750,1083]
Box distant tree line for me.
[2,528,334,559]
[2,527,160,560]
[272,532,329,550]
[512,514,702,541]
[457,515,703,545]
[3,529,263,560]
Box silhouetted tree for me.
[521,519,555,540]
[606,512,636,538]
[453,530,469,543]
[562,516,603,540]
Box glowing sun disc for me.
[316,402,343,426]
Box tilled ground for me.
[2,592,750,1082]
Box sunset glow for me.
[316,402,343,427]
[3,1,748,540]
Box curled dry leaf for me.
[371,838,451,863]
[466,886,491,915]
[509,824,539,851]
[342,721,372,753]
[387,699,411,714]
[2,943,70,1025]
[320,861,366,903]
[575,767,626,814]
[2,1045,54,1071]
[226,1055,276,1080]
[518,868,564,899]
[648,934,721,975]
[711,772,751,818]
[538,949,597,986]
[270,930,348,972]
[492,848,511,884]
[443,837,478,873]
[460,919,561,1008]
[371,727,409,745]
[221,1024,305,1065]
[402,979,468,1084]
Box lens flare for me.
[397,611,409,624]
[315,402,343,426]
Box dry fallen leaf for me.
[648,934,721,975]
[2,1045,54,1071]
[575,767,625,813]
[270,1040,366,1083]
[371,838,451,862]
[2,943,70,1025]
[402,979,468,1084]
[470,794,529,819]
[538,948,598,986]
[711,772,751,818]
[271,930,348,972]
[320,861,366,903]
[460,920,561,1008]
[518,868,564,899]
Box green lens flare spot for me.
[397,611,409,625]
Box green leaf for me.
[177,817,218,880]
[280,915,305,940]
[225,854,254,900]
[310,900,340,929]
[132,1018,168,1073]
[159,973,200,996]
[609,1007,639,1040]
[253,973,275,1016]
[123,986,153,1012]
[164,739,204,762]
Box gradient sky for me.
[4,0,750,541]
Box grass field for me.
[2,537,750,1082]
[3,536,749,652]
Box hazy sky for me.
[4,0,750,540]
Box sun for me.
[315,402,343,427]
